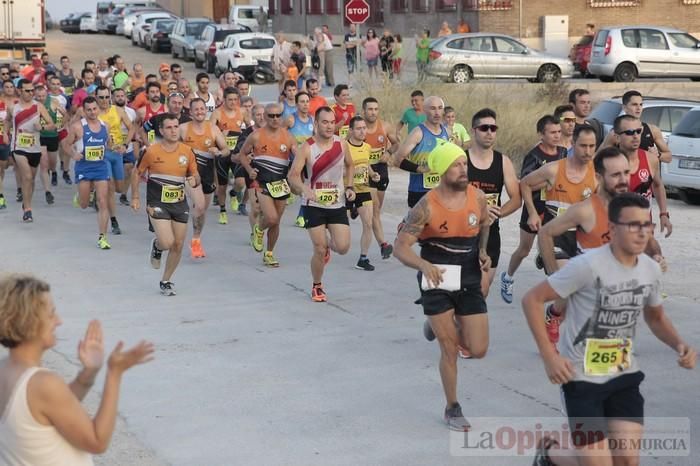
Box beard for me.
[445,178,469,192]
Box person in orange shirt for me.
[457,19,470,34]
[129,63,146,91]
[129,74,159,110]
[306,78,327,119]
[158,63,172,96]
[438,21,453,37]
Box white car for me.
[80,13,98,33]
[662,107,700,205]
[131,12,177,47]
[122,8,161,37]
[215,33,275,77]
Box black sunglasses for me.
[97,95,111,99]
[267,113,283,119]
[617,128,643,136]
[475,124,498,133]
[21,88,35,93]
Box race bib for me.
[226,135,239,150]
[315,188,339,206]
[423,172,440,189]
[85,145,105,161]
[161,185,185,203]
[18,133,35,148]
[540,187,547,201]
[0,121,4,137]
[339,125,349,139]
[266,179,291,198]
[369,148,383,163]
[147,129,155,144]
[485,193,500,207]
[354,164,369,186]
[64,86,74,96]
[584,338,633,376]
[557,206,568,217]
[56,113,64,128]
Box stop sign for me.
[345,0,370,24]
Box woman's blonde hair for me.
[0,274,50,348]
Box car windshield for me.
[156,21,175,32]
[672,111,700,138]
[239,38,275,49]
[214,29,247,41]
[111,7,124,15]
[187,23,208,36]
[668,33,699,48]
[590,101,622,125]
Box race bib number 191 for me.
[18,133,35,148]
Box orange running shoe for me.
[311,284,327,302]
[190,238,206,258]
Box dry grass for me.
[351,77,571,169]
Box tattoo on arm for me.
[399,196,430,238]
[193,215,205,235]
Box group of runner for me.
[1,53,697,465]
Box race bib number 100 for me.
[584,338,633,376]
[423,172,440,189]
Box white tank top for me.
[11,102,41,153]
[0,367,94,466]
[304,135,346,209]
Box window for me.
[594,29,609,47]
[239,38,276,49]
[463,0,513,10]
[391,0,409,12]
[307,0,323,14]
[281,0,293,14]
[641,107,663,128]
[325,0,339,14]
[589,101,622,126]
[437,0,457,10]
[186,23,207,36]
[668,107,691,132]
[413,0,429,11]
[668,33,699,48]
[639,29,668,50]
[673,111,700,138]
[494,37,526,53]
[238,9,255,19]
[446,39,464,50]
[621,29,637,47]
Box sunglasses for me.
[21,88,35,93]
[172,69,182,73]
[617,128,643,136]
[97,95,111,99]
[560,117,577,123]
[267,113,283,119]
[475,124,498,133]
[169,92,184,98]
[0,72,9,75]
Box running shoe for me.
[458,346,472,359]
[263,251,280,267]
[286,193,296,205]
[97,234,111,250]
[251,224,264,252]
[423,319,436,342]
[380,242,393,259]
[22,210,33,223]
[219,211,228,225]
[230,195,239,212]
[295,215,305,228]
[532,436,558,466]
[119,194,130,206]
[72,193,80,208]
[355,258,375,271]
[16,189,22,203]
[0,196,6,210]
[62,171,72,185]
[237,203,248,216]
[111,218,122,235]
[190,238,205,258]
[150,238,162,269]
[444,402,471,432]
[160,281,176,296]
[323,247,331,265]
[545,304,560,348]
[51,171,57,186]
[311,284,327,302]
[45,191,54,205]
[500,272,514,304]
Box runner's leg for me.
[429,310,460,405]
[94,180,110,235]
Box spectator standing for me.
[257,6,268,33]
[322,25,333,42]
[391,34,404,81]
[416,29,431,83]
[458,19,470,33]
[344,24,359,75]
[438,21,452,37]
[363,29,380,79]
[313,27,334,87]
[379,30,395,78]
[272,33,292,92]
[290,41,308,89]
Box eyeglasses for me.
[613,221,655,233]
[168,92,184,99]
[475,124,498,133]
[172,69,182,73]
[560,117,577,123]
[267,113,283,119]
[617,128,643,136]
[0,72,9,76]
[21,88,34,93]
[97,95,111,99]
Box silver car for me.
[662,107,700,204]
[588,26,700,82]
[425,33,573,83]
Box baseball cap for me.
[160,63,170,72]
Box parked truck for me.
[0,0,46,61]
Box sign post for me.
[345,0,370,73]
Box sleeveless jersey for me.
[11,103,41,153]
[98,105,124,145]
[75,118,108,163]
[144,102,166,122]
[365,119,388,166]
[331,102,356,138]
[467,151,504,225]
[418,184,482,283]
[576,194,611,253]
[544,159,596,223]
[183,121,216,158]
[39,96,63,138]
[199,92,216,118]
[121,106,136,152]
[252,127,293,182]
[0,101,9,145]
[408,123,449,193]
[640,122,656,152]
[304,136,346,209]
[281,100,296,119]
[289,112,314,145]
[629,149,653,202]
[215,108,244,151]
[138,142,198,204]
[347,140,372,193]
[58,69,77,95]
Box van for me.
[228,5,270,33]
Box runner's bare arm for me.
[538,201,590,274]
[37,103,56,131]
[237,131,257,177]
[644,305,696,369]
[521,162,556,228]
[209,109,220,128]
[61,122,83,160]
[648,154,672,237]
[649,124,672,163]
[130,149,148,210]
[288,142,312,198]
[342,141,356,201]
[499,155,522,218]
[118,107,135,146]
[392,126,422,167]
[394,195,429,266]
[476,190,492,271]
[212,125,230,157]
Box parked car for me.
[60,12,91,34]
[589,97,700,142]
[132,12,178,47]
[229,5,270,32]
[569,34,594,76]
[194,23,251,73]
[144,19,175,53]
[215,33,276,78]
[662,107,700,204]
[101,2,160,34]
[80,13,99,34]
[588,26,700,82]
[122,8,163,37]
[425,33,574,83]
[170,18,211,61]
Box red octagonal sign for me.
[345,0,370,24]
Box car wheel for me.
[206,57,215,74]
[613,63,637,82]
[449,66,471,84]
[599,76,614,83]
[679,190,700,205]
[537,64,561,83]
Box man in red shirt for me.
[331,84,354,138]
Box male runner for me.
[614,115,673,237]
[288,106,355,302]
[569,88,603,147]
[444,106,471,150]
[280,80,297,119]
[523,193,696,466]
[6,79,55,222]
[236,79,251,99]
[238,102,296,266]
[61,96,112,248]
[363,97,398,258]
[210,87,245,224]
[57,56,77,100]
[393,140,491,431]
[46,75,71,182]
[112,87,137,206]
[286,91,315,227]
[177,78,194,108]
[554,104,575,155]
[194,72,217,119]
[180,98,230,258]
[393,95,448,207]
[305,78,327,118]
[500,115,567,304]
[131,113,200,295]
[396,89,426,139]
[0,79,16,208]
[215,70,239,105]
[344,116,382,271]
[158,63,172,96]
[232,103,266,224]
[35,84,65,204]
[137,82,167,146]
[466,108,521,297]
[330,84,355,138]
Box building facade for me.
[156,0,259,23]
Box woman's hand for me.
[78,320,105,373]
[107,340,155,375]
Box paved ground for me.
[1,30,698,466]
